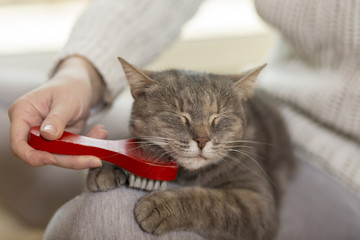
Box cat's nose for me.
[195,137,210,149]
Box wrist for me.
[53,56,105,107]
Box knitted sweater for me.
[55,0,360,197]
[255,0,360,197]
[54,0,203,103]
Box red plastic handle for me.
[28,127,178,181]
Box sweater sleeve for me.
[51,0,203,103]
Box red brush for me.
[28,126,178,191]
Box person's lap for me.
[44,153,360,240]
[44,183,205,240]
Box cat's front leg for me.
[135,187,211,236]
[134,187,278,240]
[87,163,127,192]
[134,189,189,235]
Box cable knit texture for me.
[255,0,360,197]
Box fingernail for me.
[96,131,107,139]
[42,125,57,135]
[89,158,102,168]
[43,158,57,165]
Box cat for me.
[87,57,294,240]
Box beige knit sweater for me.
[55,0,203,103]
[255,0,360,197]
[55,0,360,197]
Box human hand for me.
[8,56,106,169]
[51,124,109,168]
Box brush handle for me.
[28,126,178,181]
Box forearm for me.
[53,56,105,107]
[52,0,203,103]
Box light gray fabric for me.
[44,153,360,240]
[277,150,360,240]
[44,184,204,240]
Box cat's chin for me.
[175,156,215,171]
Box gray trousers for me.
[44,184,206,240]
[43,154,360,240]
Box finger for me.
[12,122,102,169]
[9,121,57,166]
[10,126,57,166]
[13,141,57,167]
[53,154,102,170]
[52,125,108,169]
[9,103,57,166]
[63,120,86,135]
[86,124,108,139]
[40,100,83,140]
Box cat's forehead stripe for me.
[150,69,241,118]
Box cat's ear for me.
[118,57,155,98]
[233,64,267,100]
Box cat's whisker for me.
[222,154,267,184]
[142,147,168,158]
[127,143,161,152]
[227,149,278,190]
[139,135,173,141]
[238,149,268,162]
[226,145,268,161]
[176,142,190,148]
[224,145,257,150]
[229,149,266,172]
[223,140,275,147]
[144,150,176,165]
[106,136,139,141]
[121,137,180,166]
[223,154,253,172]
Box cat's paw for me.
[87,163,127,192]
[134,191,181,235]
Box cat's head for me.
[119,57,266,171]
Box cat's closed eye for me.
[179,113,191,125]
[209,114,221,127]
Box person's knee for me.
[44,187,205,240]
[44,187,146,240]
[44,194,84,240]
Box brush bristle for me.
[128,174,167,191]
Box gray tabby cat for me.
[87,58,294,240]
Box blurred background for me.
[0,0,274,73]
[0,0,274,239]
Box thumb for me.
[40,103,74,140]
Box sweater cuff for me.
[49,45,125,104]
